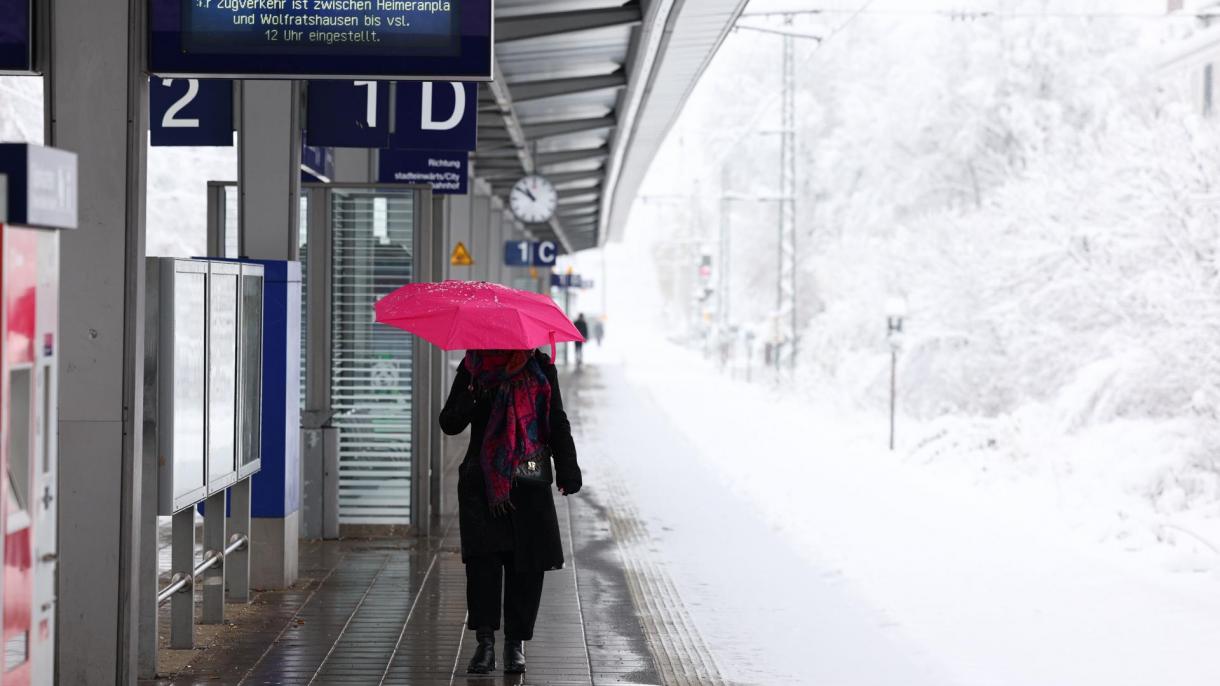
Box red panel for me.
[4,231,35,367]
[1,227,38,686]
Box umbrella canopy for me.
[374,280,584,356]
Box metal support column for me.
[719,167,732,329]
[778,15,799,368]
[411,192,436,534]
[170,510,195,649]
[47,0,148,680]
[237,80,302,588]
[430,195,448,524]
[228,479,252,601]
[201,492,226,623]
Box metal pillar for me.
[228,479,252,601]
[237,80,302,588]
[410,193,436,534]
[718,168,732,329]
[239,80,303,261]
[201,492,226,623]
[430,195,448,525]
[303,187,338,540]
[47,0,148,681]
[778,15,799,368]
[169,510,195,649]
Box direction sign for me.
[150,77,234,147]
[307,80,392,148]
[377,149,467,195]
[391,82,478,151]
[149,0,493,81]
[550,273,593,290]
[0,0,32,73]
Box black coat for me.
[439,353,582,572]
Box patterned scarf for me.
[465,350,552,510]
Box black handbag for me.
[513,448,554,487]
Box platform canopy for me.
[478,0,749,252]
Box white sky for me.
[744,0,1169,15]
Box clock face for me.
[509,175,559,224]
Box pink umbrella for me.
[374,280,584,359]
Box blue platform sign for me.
[150,77,234,147]
[0,144,78,230]
[148,0,493,81]
[377,149,467,195]
[301,140,335,183]
[505,240,558,268]
[307,80,392,148]
[391,81,478,151]
[0,0,32,73]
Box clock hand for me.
[524,188,537,202]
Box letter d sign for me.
[392,82,479,152]
[421,83,466,131]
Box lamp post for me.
[885,297,907,451]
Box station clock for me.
[509,175,559,224]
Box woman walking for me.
[440,348,582,675]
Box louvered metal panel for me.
[330,190,416,526]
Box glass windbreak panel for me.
[7,368,31,514]
[174,272,207,502]
[240,274,264,468]
[331,189,414,526]
[209,272,239,486]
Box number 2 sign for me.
[149,77,235,147]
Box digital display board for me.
[0,0,33,73]
[148,0,493,80]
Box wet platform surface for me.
[142,370,721,686]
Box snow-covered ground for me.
[575,337,1220,685]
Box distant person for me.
[573,314,589,366]
[440,349,583,675]
[593,319,605,347]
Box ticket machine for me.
[0,144,77,686]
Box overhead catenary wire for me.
[706,0,877,180]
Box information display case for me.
[237,263,264,479]
[146,258,265,514]
[146,259,210,515]
[207,261,241,493]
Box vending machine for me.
[0,144,77,686]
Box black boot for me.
[504,639,526,674]
[466,629,496,674]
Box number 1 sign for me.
[150,77,234,147]
[306,80,392,149]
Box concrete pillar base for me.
[250,512,300,590]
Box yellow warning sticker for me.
[450,242,474,267]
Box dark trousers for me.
[465,552,545,640]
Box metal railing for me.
[156,533,249,606]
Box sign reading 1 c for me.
[504,240,558,268]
